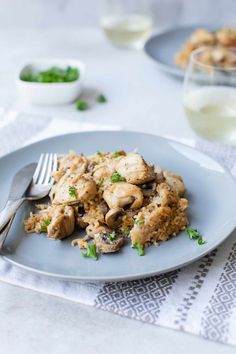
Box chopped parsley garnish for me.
[98,178,104,186]
[122,226,131,235]
[21,66,79,83]
[96,94,107,103]
[69,186,77,198]
[109,231,117,241]
[82,244,98,261]
[76,100,89,111]
[38,218,51,232]
[44,218,51,226]
[133,241,145,256]
[134,219,144,226]
[38,225,47,232]
[111,151,121,158]
[186,228,206,246]
[110,171,126,183]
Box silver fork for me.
[0,153,57,251]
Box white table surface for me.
[0,28,235,354]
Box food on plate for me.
[20,66,79,83]
[24,150,189,257]
[175,27,236,68]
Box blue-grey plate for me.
[145,25,215,78]
[1,131,236,281]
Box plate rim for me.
[1,130,236,281]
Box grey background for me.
[0,0,235,29]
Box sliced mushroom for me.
[105,207,124,228]
[140,181,157,197]
[93,229,125,253]
[103,182,143,210]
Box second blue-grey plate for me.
[1,131,236,281]
[145,25,215,78]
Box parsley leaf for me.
[38,224,47,232]
[110,171,126,183]
[20,66,79,83]
[134,219,144,226]
[82,244,98,261]
[96,151,102,156]
[44,218,51,226]
[69,186,77,198]
[122,226,131,235]
[98,178,104,186]
[133,241,145,256]
[186,228,206,246]
[37,218,51,232]
[109,231,117,241]
[111,151,121,158]
[96,94,107,103]
[76,100,89,111]
[198,236,207,245]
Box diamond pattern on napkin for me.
[201,242,236,343]
[95,271,179,323]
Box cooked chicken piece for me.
[130,204,171,246]
[152,182,179,207]
[52,152,88,183]
[92,159,117,182]
[103,182,143,210]
[47,205,75,240]
[92,226,125,253]
[216,28,236,47]
[189,29,215,46]
[162,171,186,197]
[59,151,88,172]
[51,169,65,183]
[52,169,97,205]
[130,183,188,246]
[116,153,155,184]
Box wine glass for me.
[183,47,236,145]
[99,0,153,49]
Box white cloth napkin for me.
[1,114,236,347]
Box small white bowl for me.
[16,58,85,105]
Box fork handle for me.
[0,198,25,232]
[0,215,15,252]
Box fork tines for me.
[33,153,57,185]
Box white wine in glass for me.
[183,47,236,144]
[100,0,153,49]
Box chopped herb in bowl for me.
[20,66,79,83]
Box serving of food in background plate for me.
[1,131,236,281]
[175,27,236,68]
[145,25,236,78]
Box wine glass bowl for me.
[99,0,153,49]
[183,47,236,144]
